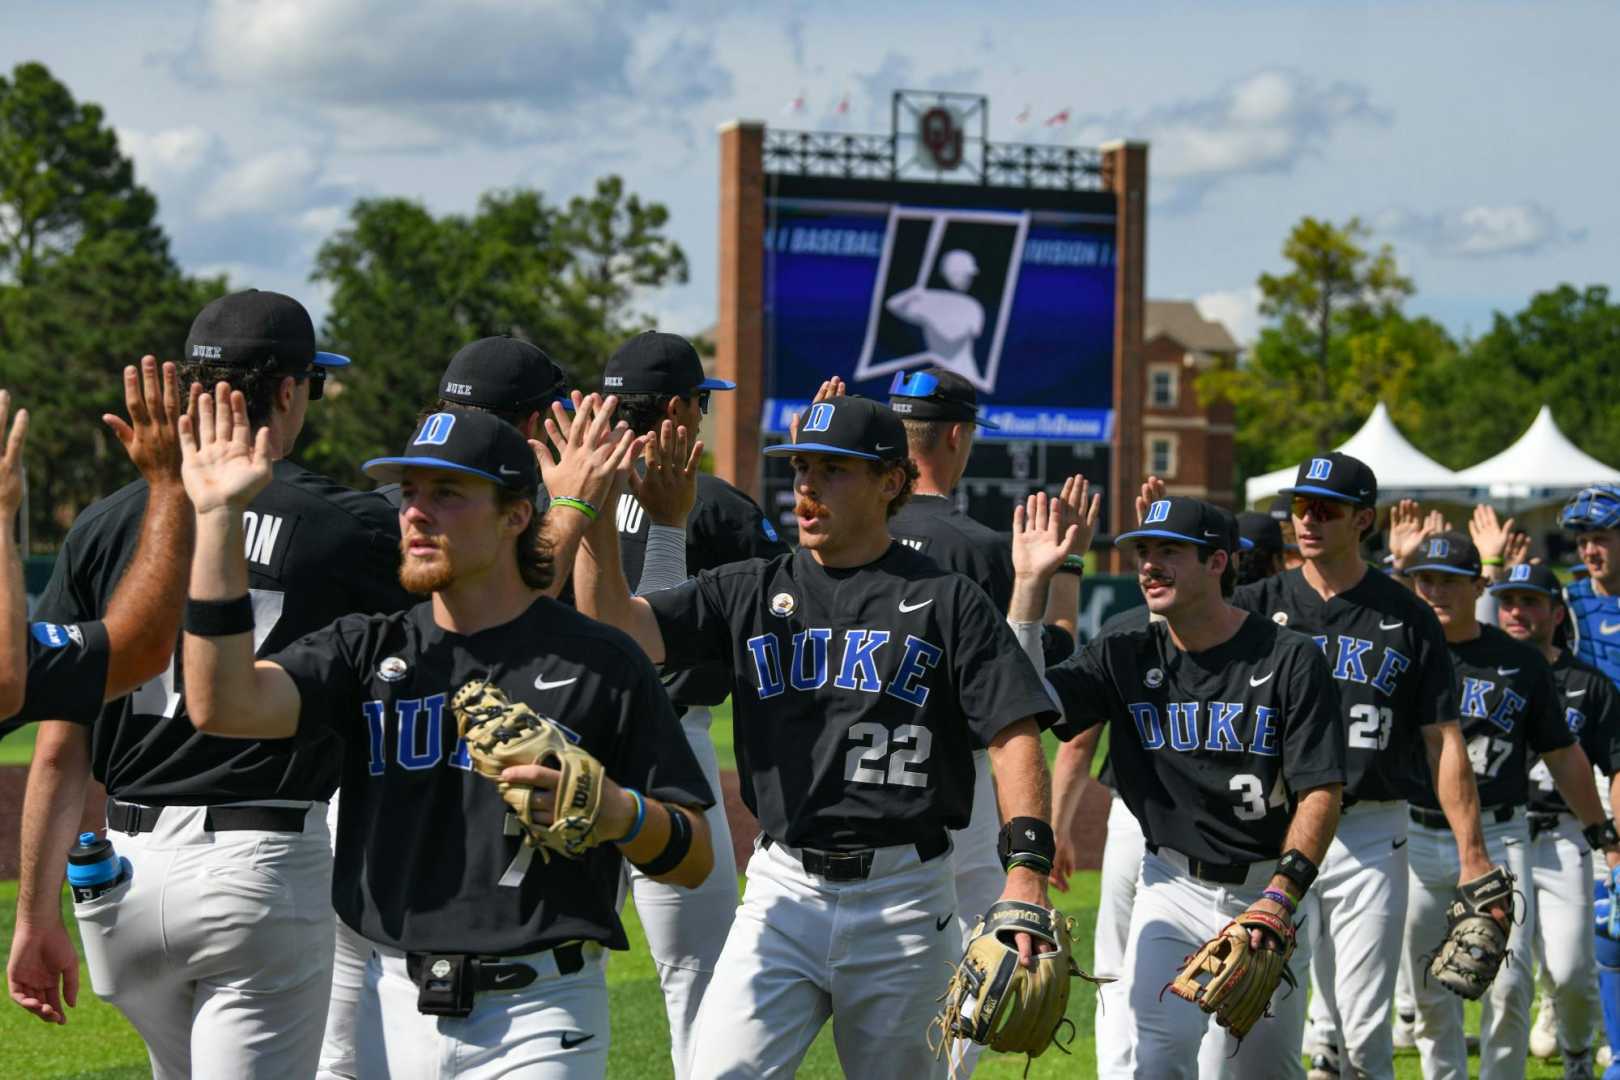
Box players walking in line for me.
[573,394,1060,1079]
[1495,561,1620,1076]
[1014,493,1346,1080]
[178,392,715,1079]
[1229,453,1490,1080]
[0,366,192,741]
[592,330,787,1078]
[1395,527,1619,1080]
[10,292,410,1080]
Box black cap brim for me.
[762,442,882,462]
[1278,484,1362,504]
[362,456,515,488]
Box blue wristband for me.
[619,789,648,844]
[1262,887,1298,915]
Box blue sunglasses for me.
[889,371,943,398]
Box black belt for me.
[106,798,308,835]
[1528,811,1564,839]
[405,945,581,989]
[762,831,950,882]
[1409,804,1516,830]
[1145,842,1251,886]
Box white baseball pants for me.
[1402,812,1534,1080]
[359,942,610,1079]
[1530,813,1598,1059]
[687,835,960,1079]
[75,801,336,1080]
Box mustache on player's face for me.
[1138,565,1176,587]
[795,496,831,519]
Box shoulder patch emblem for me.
[1144,667,1164,688]
[378,657,408,682]
[29,622,76,649]
[770,592,796,617]
[1272,611,1289,626]
[761,518,779,542]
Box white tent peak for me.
[1245,401,1460,507]
[1454,404,1620,498]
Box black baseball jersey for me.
[36,461,413,803]
[643,543,1056,849]
[1091,602,1153,790]
[1409,624,1571,811]
[270,597,713,954]
[1529,650,1620,814]
[613,473,789,708]
[1233,568,1458,802]
[1045,613,1346,865]
[1,619,110,740]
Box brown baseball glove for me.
[450,678,608,860]
[1166,907,1297,1040]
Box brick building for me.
[1140,299,1240,506]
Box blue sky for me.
[6,0,1614,346]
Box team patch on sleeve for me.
[30,621,85,649]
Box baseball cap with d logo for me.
[763,396,908,462]
[1115,497,1240,553]
[1278,451,1378,508]
[1404,531,1481,577]
[362,409,538,491]
[1487,562,1562,597]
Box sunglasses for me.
[1290,497,1348,521]
[694,389,711,415]
[889,371,943,398]
[293,367,327,400]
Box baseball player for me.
[1397,529,1619,1080]
[1015,493,1347,1079]
[1229,454,1487,1080]
[1561,485,1620,690]
[593,330,787,1078]
[0,366,190,743]
[573,394,1061,1079]
[1496,561,1620,1076]
[11,290,411,1079]
[177,393,715,1078]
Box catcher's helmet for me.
[1558,484,1620,532]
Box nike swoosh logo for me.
[875,443,895,452]
[899,599,933,613]
[1379,620,1404,630]
[1497,667,1520,676]
[1204,530,1220,537]
[560,1032,596,1050]
[936,914,954,932]
[492,971,523,985]
[1568,689,1588,698]
[1249,672,1274,687]
[1393,837,1408,850]
[534,676,579,690]
[499,465,520,477]
[1602,620,1620,636]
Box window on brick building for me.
[1148,365,1178,408]
[1148,435,1177,478]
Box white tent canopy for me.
[1245,402,1463,507]
[1453,404,1620,501]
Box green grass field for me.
[0,872,1574,1079]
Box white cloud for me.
[1195,287,1263,346]
[120,126,219,186]
[198,146,325,219]
[1374,203,1585,258]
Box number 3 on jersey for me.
[845,722,932,787]
[1231,772,1287,821]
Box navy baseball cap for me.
[185,289,349,372]
[1238,511,1283,554]
[887,368,999,429]
[763,396,908,462]
[440,337,567,411]
[1405,531,1481,577]
[1279,452,1378,508]
[1487,562,1562,597]
[363,409,538,492]
[1117,497,1241,553]
[602,332,733,396]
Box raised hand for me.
[178,382,273,515]
[1135,475,1167,526]
[0,390,27,523]
[1503,529,1531,568]
[1469,504,1517,564]
[1013,491,1084,581]
[1053,474,1102,557]
[104,357,184,490]
[628,420,702,528]
[789,376,845,442]
[533,393,642,516]
[1387,499,1428,568]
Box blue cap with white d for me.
[1279,452,1378,508]
[1487,562,1562,596]
[762,396,908,462]
[1116,497,1240,553]
[363,409,538,491]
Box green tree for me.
[1410,284,1620,470]
[0,62,222,547]
[304,180,687,484]
[1199,216,1448,480]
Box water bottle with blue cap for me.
[67,831,131,903]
